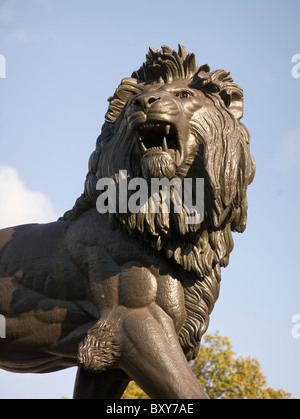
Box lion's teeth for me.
[141,142,147,153]
[163,137,168,152]
[175,149,181,166]
[165,125,171,136]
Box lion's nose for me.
[134,95,161,111]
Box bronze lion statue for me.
[0,45,255,399]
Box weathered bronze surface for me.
[0,45,255,399]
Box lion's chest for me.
[86,247,186,333]
[67,211,187,332]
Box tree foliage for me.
[122,332,291,399]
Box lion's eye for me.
[174,90,193,99]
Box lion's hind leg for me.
[73,368,130,399]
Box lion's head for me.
[65,45,255,359]
[124,79,208,182]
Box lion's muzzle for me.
[126,88,194,181]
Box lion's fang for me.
[163,137,168,152]
[175,149,181,166]
[141,142,147,153]
[165,124,171,136]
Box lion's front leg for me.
[78,303,208,399]
[118,304,208,399]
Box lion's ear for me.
[219,86,244,120]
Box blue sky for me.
[0,0,300,399]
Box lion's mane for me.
[63,45,255,360]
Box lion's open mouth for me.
[135,123,182,166]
